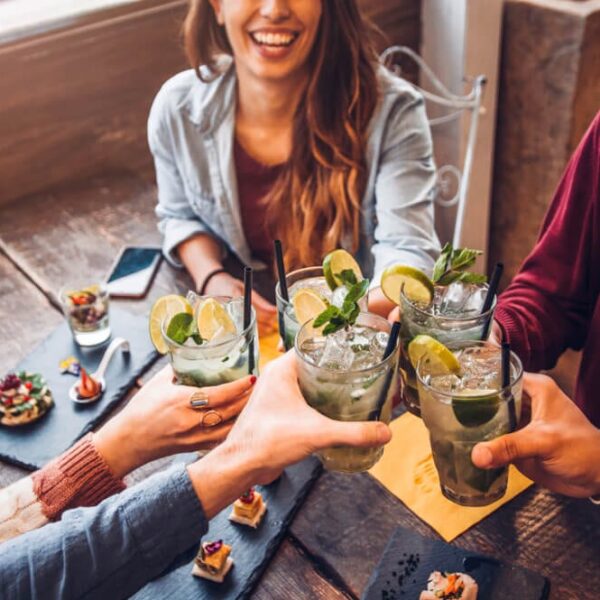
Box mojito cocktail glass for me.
[416,340,523,506]
[162,296,258,386]
[295,312,398,473]
[400,283,496,416]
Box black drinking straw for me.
[502,342,517,432]
[480,262,504,340]
[243,267,255,375]
[369,321,401,421]
[274,239,289,347]
[274,240,289,301]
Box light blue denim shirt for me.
[0,465,206,600]
[148,58,440,286]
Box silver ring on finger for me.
[189,390,209,409]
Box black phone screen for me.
[106,247,162,297]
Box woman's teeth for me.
[251,32,296,47]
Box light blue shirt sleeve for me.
[148,99,215,269]
[371,94,440,286]
[0,464,207,600]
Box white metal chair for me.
[380,45,487,247]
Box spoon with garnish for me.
[69,337,130,404]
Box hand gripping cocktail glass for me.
[295,312,398,473]
[400,283,496,416]
[276,266,369,351]
[416,340,523,506]
[162,296,258,387]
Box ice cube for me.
[370,331,389,360]
[350,351,377,370]
[186,290,201,308]
[437,282,471,315]
[463,285,489,314]
[331,286,348,308]
[318,332,354,371]
[300,337,327,365]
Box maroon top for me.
[234,138,283,267]
[495,111,600,426]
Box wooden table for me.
[0,173,598,599]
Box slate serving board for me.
[362,525,550,600]
[0,307,157,470]
[133,456,322,600]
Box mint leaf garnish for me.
[432,243,487,286]
[313,278,369,335]
[166,313,200,345]
[338,269,358,287]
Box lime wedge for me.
[322,250,363,291]
[292,288,329,324]
[197,298,237,341]
[407,335,461,375]
[452,389,501,428]
[380,265,434,306]
[149,295,193,354]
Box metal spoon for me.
[69,337,130,404]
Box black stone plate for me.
[133,456,322,600]
[0,307,157,470]
[362,525,550,600]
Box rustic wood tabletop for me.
[0,173,598,599]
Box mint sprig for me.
[313,273,369,336]
[166,313,203,345]
[432,243,487,286]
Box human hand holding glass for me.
[472,373,600,498]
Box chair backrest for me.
[380,45,487,247]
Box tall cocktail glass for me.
[416,340,523,506]
[295,312,398,473]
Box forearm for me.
[0,464,206,600]
[0,434,124,544]
[177,234,224,289]
[187,442,258,520]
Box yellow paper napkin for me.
[369,412,533,542]
[258,330,283,370]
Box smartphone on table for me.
[106,246,162,298]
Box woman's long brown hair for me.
[184,0,379,270]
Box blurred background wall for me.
[0,0,598,291]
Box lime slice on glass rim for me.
[322,249,363,291]
[149,295,193,354]
[451,389,501,428]
[196,298,237,342]
[380,264,434,306]
[407,335,461,375]
[292,288,329,324]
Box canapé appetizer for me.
[229,488,267,528]
[0,372,53,426]
[191,540,233,583]
[420,571,478,600]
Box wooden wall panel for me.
[0,0,420,207]
[0,1,188,205]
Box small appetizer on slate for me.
[0,372,53,426]
[192,540,233,583]
[420,571,478,600]
[229,488,267,528]
[77,368,102,400]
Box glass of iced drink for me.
[416,340,523,506]
[60,282,111,347]
[295,312,398,473]
[399,282,495,416]
[161,296,258,387]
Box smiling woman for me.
[148,0,440,325]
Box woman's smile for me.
[248,27,301,60]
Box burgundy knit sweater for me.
[495,111,600,427]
